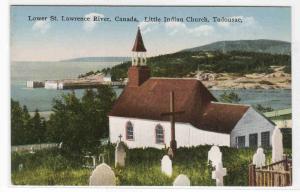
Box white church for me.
[109,28,275,149]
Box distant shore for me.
[194,66,291,90]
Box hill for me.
[95,51,290,81]
[182,39,291,55]
[61,57,130,62]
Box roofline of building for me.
[149,77,202,83]
[210,101,251,107]
[250,107,276,126]
[150,77,198,80]
[108,115,231,135]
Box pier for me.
[26,74,126,90]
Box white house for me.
[103,74,112,82]
[45,80,59,89]
[109,28,275,149]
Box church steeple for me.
[128,27,150,87]
[131,27,147,66]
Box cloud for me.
[165,22,214,36]
[139,21,160,34]
[32,20,50,33]
[188,25,214,36]
[83,12,105,32]
[165,22,186,35]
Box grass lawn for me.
[11,145,292,186]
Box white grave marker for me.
[252,147,265,168]
[272,127,283,163]
[212,162,227,186]
[161,155,172,177]
[58,142,63,149]
[29,146,35,154]
[208,145,222,167]
[89,163,116,186]
[115,135,126,167]
[18,163,23,171]
[173,174,190,186]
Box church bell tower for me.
[128,27,150,87]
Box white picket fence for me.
[11,143,59,152]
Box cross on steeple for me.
[161,91,185,156]
[118,134,122,142]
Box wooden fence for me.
[249,156,292,186]
[12,143,59,152]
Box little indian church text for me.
[109,28,275,149]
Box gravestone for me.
[167,147,174,159]
[161,155,172,177]
[212,162,227,186]
[58,142,63,149]
[252,147,265,168]
[173,174,190,186]
[89,163,116,186]
[272,127,283,163]
[92,156,97,168]
[208,145,222,167]
[29,146,35,154]
[18,163,23,171]
[115,141,126,167]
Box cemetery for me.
[11,138,292,186]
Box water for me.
[211,89,291,110]
[11,61,121,111]
[11,61,291,112]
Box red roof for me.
[199,102,249,133]
[109,78,250,134]
[132,27,147,52]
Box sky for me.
[10,6,291,61]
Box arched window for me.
[155,124,164,144]
[126,121,134,140]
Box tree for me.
[11,100,26,145]
[30,109,46,143]
[46,85,116,155]
[11,100,46,145]
[219,91,241,103]
[254,104,274,113]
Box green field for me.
[11,145,292,186]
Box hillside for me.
[61,57,130,62]
[182,40,291,55]
[96,51,290,81]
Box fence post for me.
[249,164,256,186]
[283,154,288,171]
[289,167,292,186]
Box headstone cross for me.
[118,134,122,142]
[161,91,185,155]
[212,162,227,186]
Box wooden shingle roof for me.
[109,78,250,134]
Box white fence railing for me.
[11,143,59,152]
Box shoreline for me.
[194,66,291,90]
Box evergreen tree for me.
[46,85,116,155]
[219,91,241,103]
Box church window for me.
[155,124,164,144]
[249,133,258,148]
[236,136,245,148]
[261,131,270,147]
[126,121,134,140]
